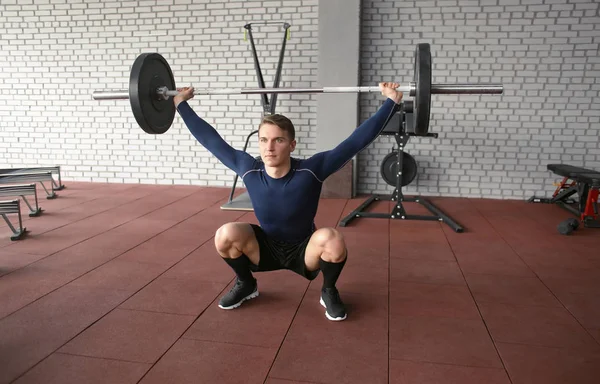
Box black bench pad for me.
[546,164,600,178]
[576,173,600,187]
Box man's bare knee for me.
[317,228,345,252]
[214,223,259,263]
[306,228,347,266]
[215,223,245,258]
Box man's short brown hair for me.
[259,114,295,141]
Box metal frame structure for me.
[221,21,291,211]
[338,103,464,232]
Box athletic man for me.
[174,83,403,321]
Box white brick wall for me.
[0,0,319,186]
[359,0,600,199]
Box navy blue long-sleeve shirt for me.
[177,98,398,243]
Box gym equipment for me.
[528,164,597,206]
[92,43,504,136]
[0,172,58,199]
[0,166,65,191]
[222,21,291,212]
[129,53,176,134]
[339,102,464,233]
[529,164,600,235]
[557,218,579,235]
[380,151,418,187]
[242,21,291,116]
[0,184,43,217]
[414,43,431,139]
[0,199,26,241]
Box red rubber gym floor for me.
[0,182,599,384]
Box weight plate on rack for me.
[380,151,418,187]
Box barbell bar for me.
[92,83,503,100]
[91,43,504,135]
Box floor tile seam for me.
[52,351,154,366]
[492,339,600,352]
[179,335,278,351]
[459,271,600,288]
[388,277,467,287]
[388,255,462,261]
[109,306,199,319]
[389,312,482,321]
[388,356,510,371]
[460,271,552,279]
[265,374,328,384]
[117,272,232,286]
[388,258,463,265]
[479,338,600,352]
[390,312,493,323]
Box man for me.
[174,83,403,321]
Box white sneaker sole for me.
[218,290,259,310]
[320,297,347,321]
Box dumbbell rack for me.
[338,102,464,233]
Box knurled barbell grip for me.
[431,84,504,95]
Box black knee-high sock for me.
[319,256,347,289]
[223,255,254,282]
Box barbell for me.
[92,43,504,135]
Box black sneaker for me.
[218,277,259,310]
[319,287,347,321]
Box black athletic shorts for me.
[249,224,320,281]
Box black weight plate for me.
[380,151,418,187]
[129,53,176,134]
[413,43,431,136]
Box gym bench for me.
[529,164,600,235]
[0,172,57,199]
[0,199,27,241]
[0,166,65,191]
[0,183,43,217]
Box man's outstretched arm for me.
[175,88,253,175]
[305,83,403,181]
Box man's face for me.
[258,123,296,167]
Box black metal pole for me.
[270,23,291,114]
[243,24,269,112]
